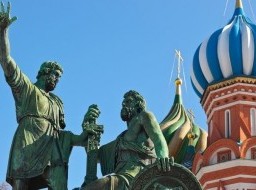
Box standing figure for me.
[0,3,98,190]
[82,90,172,190]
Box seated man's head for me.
[121,90,146,121]
[36,61,63,92]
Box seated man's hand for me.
[82,104,100,130]
[156,157,174,172]
[85,123,103,135]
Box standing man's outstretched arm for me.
[0,2,17,77]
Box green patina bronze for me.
[130,162,202,190]
[1,2,202,190]
[80,90,172,190]
[0,2,100,190]
[81,104,104,187]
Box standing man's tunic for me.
[6,65,65,184]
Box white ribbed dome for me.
[191,0,256,98]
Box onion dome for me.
[160,77,207,168]
[191,0,256,98]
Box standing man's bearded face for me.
[45,70,62,92]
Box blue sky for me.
[0,0,255,189]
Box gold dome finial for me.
[175,78,182,86]
[236,0,243,9]
[187,132,197,145]
[175,78,182,95]
[187,109,196,145]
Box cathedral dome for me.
[160,76,207,168]
[191,0,256,98]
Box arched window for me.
[225,110,231,138]
[250,108,256,136]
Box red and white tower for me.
[190,0,256,189]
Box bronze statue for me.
[81,90,172,190]
[1,2,201,190]
[0,2,100,190]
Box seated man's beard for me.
[121,107,135,121]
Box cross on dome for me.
[187,109,195,123]
[175,49,183,79]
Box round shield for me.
[130,163,202,190]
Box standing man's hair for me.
[36,61,63,79]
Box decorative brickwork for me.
[217,150,231,163]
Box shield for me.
[130,163,202,190]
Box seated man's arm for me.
[141,111,174,171]
[141,111,169,158]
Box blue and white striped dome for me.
[191,0,256,98]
